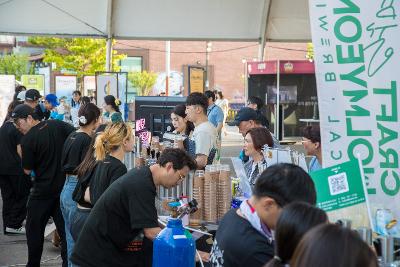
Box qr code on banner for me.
[328,172,349,196]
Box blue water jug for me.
[153,218,195,267]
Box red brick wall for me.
[114,41,308,103]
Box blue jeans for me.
[60,175,78,267]
[70,207,90,242]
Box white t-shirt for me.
[192,121,217,156]
[216,98,229,115]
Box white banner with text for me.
[309,0,399,229]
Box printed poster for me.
[189,67,204,93]
[21,74,45,96]
[96,73,118,107]
[55,76,77,100]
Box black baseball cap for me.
[228,107,258,126]
[11,104,35,119]
[25,89,42,101]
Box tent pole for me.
[276,59,280,140]
[165,41,170,96]
[106,38,112,72]
[258,0,271,61]
[105,0,113,72]
[258,43,265,61]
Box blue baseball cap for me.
[45,94,59,107]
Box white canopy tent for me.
[0,0,311,47]
[0,0,311,135]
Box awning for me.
[0,0,311,42]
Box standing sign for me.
[310,160,366,210]
[309,0,400,228]
[55,76,77,100]
[38,67,51,95]
[21,74,45,96]
[310,159,371,228]
[0,75,15,123]
[96,73,118,107]
[83,76,96,97]
[117,72,128,120]
[189,67,204,93]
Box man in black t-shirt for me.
[11,104,75,267]
[71,148,197,267]
[0,116,31,235]
[210,163,316,267]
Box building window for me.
[120,56,142,102]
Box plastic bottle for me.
[153,218,195,267]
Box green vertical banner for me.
[309,0,400,228]
[310,160,366,212]
[21,75,45,96]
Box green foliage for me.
[128,71,158,96]
[28,37,125,77]
[0,54,29,79]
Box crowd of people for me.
[0,86,377,267]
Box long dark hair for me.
[71,90,82,108]
[75,124,107,178]
[291,224,378,267]
[172,104,194,136]
[264,202,327,267]
[78,103,100,127]
[104,95,120,113]
[81,96,91,105]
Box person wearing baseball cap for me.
[23,89,43,123]
[13,85,26,101]
[24,89,42,107]
[45,94,59,108]
[12,103,75,267]
[229,107,280,163]
[11,104,38,135]
[35,93,60,121]
[0,102,31,235]
[228,107,260,136]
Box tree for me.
[128,71,158,96]
[28,37,125,78]
[0,54,30,80]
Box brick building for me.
[114,40,308,103]
[0,36,308,104]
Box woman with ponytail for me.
[264,202,327,267]
[60,103,101,263]
[70,122,134,241]
[103,95,123,123]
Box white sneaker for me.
[5,226,26,235]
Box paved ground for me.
[0,125,304,266]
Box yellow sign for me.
[189,68,204,93]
